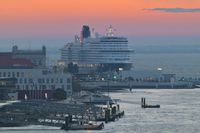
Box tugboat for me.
[61,121,104,130]
[61,116,104,130]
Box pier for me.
[0,100,102,127]
[0,99,125,130]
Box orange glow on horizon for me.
[0,0,200,37]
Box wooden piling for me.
[141,97,144,108]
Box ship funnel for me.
[81,25,91,39]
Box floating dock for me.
[141,97,160,108]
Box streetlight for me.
[157,67,163,88]
[157,68,162,71]
[118,68,123,81]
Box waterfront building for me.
[0,78,17,100]
[0,52,34,68]
[0,45,46,68]
[0,67,72,100]
[59,25,134,74]
[0,46,72,100]
[12,45,46,67]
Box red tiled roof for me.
[0,53,35,67]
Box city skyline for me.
[0,0,200,39]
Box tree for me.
[72,80,82,92]
[52,65,58,73]
[74,64,79,74]
[67,63,79,74]
[53,88,66,100]
[63,66,68,73]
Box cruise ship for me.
[60,25,134,72]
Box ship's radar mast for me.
[106,25,115,37]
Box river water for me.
[1,89,200,133]
[133,53,200,78]
[48,52,200,78]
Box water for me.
[1,89,200,133]
[133,53,200,78]
[48,52,200,78]
[109,89,200,133]
[1,41,200,77]
[1,44,200,132]
[43,43,200,78]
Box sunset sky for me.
[0,0,200,39]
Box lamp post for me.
[107,76,110,97]
[157,67,163,88]
[107,70,112,97]
[157,67,162,82]
[118,68,123,81]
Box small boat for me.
[61,122,104,130]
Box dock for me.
[0,100,102,127]
[0,99,125,130]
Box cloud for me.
[144,8,200,13]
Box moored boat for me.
[61,121,104,130]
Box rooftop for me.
[0,52,35,68]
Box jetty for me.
[0,100,103,127]
[0,98,125,130]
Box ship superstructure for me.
[60,25,133,72]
